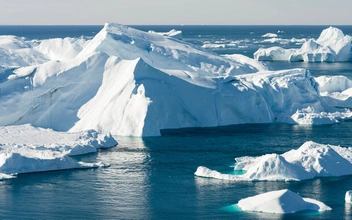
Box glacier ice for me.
[0,124,117,178]
[254,27,352,62]
[0,23,351,136]
[237,189,331,214]
[195,141,352,181]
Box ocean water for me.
[1,25,352,219]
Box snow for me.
[254,27,352,62]
[0,23,352,136]
[237,189,331,214]
[195,141,352,181]
[262,33,278,38]
[346,191,352,203]
[0,124,117,178]
[148,29,182,40]
[35,37,88,61]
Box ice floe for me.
[237,189,331,214]
[195,141,352,181]
[0,124,117,178]
[254,27,352,62]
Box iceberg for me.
[195,141,352,181]
[0,124,117,156]
[254,27,352,62]
[261,33,278,38]
[346,191,352,203]
[148,29,182,40]
[0,173,16,180]
[0,23,351,136]
[315,75,352,108]
[0,124,117,178]
[237,189,331,214]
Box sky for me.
[0,0,351,25]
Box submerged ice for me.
[195,141,352,181]
[0,23,352,136]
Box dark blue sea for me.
[1,25,352,219]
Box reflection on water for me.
[345,203,352,220]
[96,136,151,219]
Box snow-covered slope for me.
[0,23,351,136]
[0,124,117,178]
[237,189,331,214]
[195,141,352,181]
[254,27,352,62]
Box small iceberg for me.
[346,191,352,203]
[237,189,331,214]
[148,29,182,40]
[261,33,278,38]
[0,173,16,180]
[195,141,352,181]
[0,124,117,178]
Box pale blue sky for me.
[0,0,351,25]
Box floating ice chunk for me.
[254,46,296,61]
[290,107,352,125]
[0,124,116,176]
[254,27,352,62]
[0,173,16,180]
[237,189,331,214]
[0,124,117,156]
[345,191,352,203]
[262,33,278,38]
[195,141,352,181]
[0,145,108,175]
[148,29,182,40]
[201,43,226,49]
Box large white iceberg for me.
[237,189,331,214]
[0,23,351,136]
[0,124,117,178]
[254,27,352,62]
[195,141,352,181]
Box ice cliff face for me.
[254,27,352,62]
[0,23,350,136]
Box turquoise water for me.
[1,123,352,219]
[0,25,352,219]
